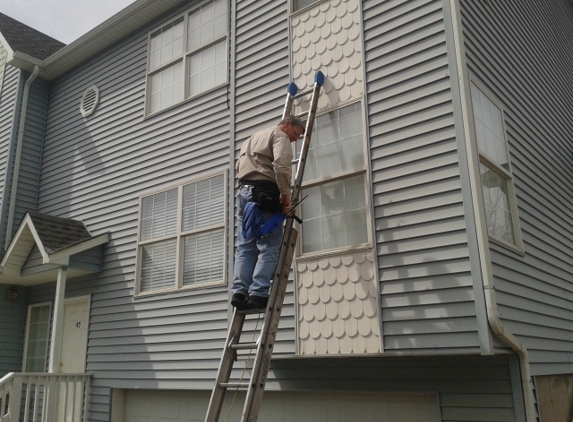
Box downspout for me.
[5,65,40,245]
[484,282,537,422]
[446,1,537,421]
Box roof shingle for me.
[27,212,92,253]
[0,12,65,60]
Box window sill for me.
[488,236,525,257]
[296,243,373,262]
[134,280,226,299]
[143,82,229,120]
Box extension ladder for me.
[205,70,324,422]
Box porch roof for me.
[0,212,109,286]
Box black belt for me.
[239,179,277,188]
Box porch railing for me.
[0,372,91,422]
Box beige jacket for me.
[237,126,293,196]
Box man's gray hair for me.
[279,115,305,130]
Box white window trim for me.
[470,79,524,253]
[144,0,229,116]
[134,171,228,297]
[296,100,373,259]
[22,302,52,373]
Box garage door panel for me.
[124,389,440,422]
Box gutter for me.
[446,1,537,420]
[5,65,40,245]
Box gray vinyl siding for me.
[0,64,21,251]
[11,77,50,228]
[36,3,231,416]
[363,0,482,354]
[0,284,27,376]
[459,0,573,375]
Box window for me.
[23,303,51,372]
[146,0,228,114]
[293,0,319,12]
[470,82,522,249]
[136,173,226,294]
[297,102,369,254]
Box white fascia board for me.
[0,214,49,267]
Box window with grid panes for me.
[137,173,226,294]
[297,102,369,253]
[147,0,228,114]
[470,81,522,249]
[24,303,51,372]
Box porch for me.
[0,372,91,422]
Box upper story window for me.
[470,81,523,250]
[293,0,320,12]
[297,102,370,254]
[146,0,228,115]
[136,172,227,295]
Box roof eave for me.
[6,0,189,81]
[7,51,44,75]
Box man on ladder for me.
[231,115,306,311]
[205,71,323,422]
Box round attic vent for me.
[80,85,100,117]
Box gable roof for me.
[0,212,109,285]
[25,211,93,253]
[0,12,65,60]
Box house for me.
[0,0,572,421]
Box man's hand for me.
[280,194,292,214]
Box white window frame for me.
[145,0,229,116]
[22,302,52,373]
[470,80,524,252]
[135,171,228,296]
[296,100,372,257]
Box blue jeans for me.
[232,185,283,298]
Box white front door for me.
[59,297,90,373]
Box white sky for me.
[1,0,137,44]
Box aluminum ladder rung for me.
[292,87,315,99]
[219,382,250,389]
[229,342,258,351]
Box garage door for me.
[124,389,441,422]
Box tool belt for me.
[239,179,281,213]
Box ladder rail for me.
[240,228,298,421]
[205,311,246,422]
[291,72,323,205]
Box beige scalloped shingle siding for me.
[297,252,380,354]
[292,0,363,111]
